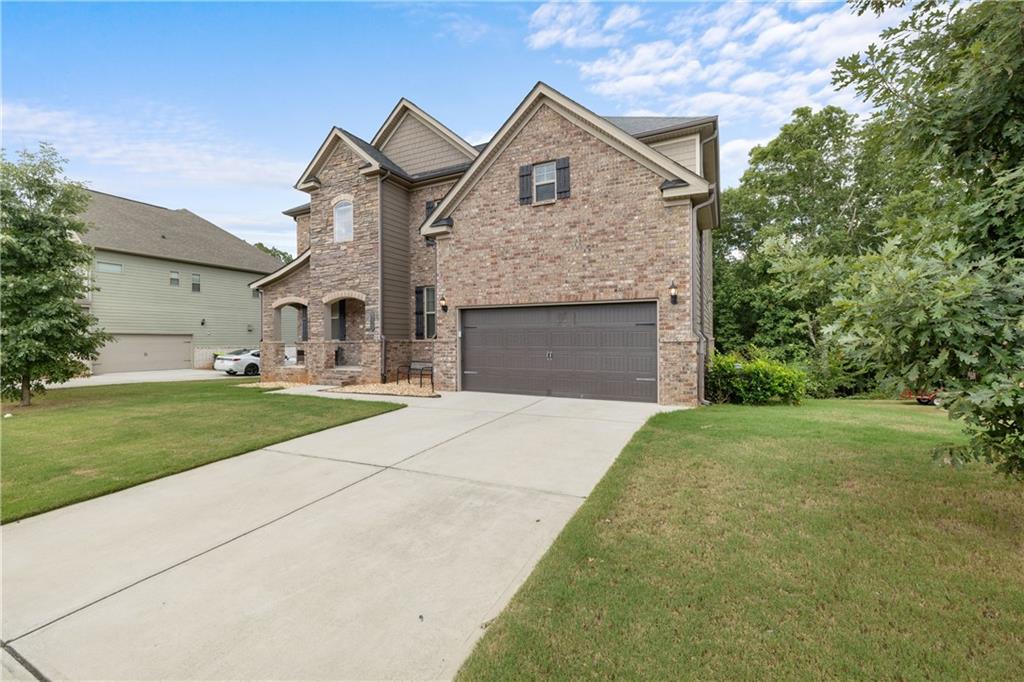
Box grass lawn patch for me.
[1,379,401,523]
[459,400,1024,680]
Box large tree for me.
[254,242,293,264]
[832,0,1024,477]
[1,145,111,406]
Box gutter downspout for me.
[692,181,717,406]
[378,169,391,383]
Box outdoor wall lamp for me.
[669,281,678,305]
[439,294,449,313]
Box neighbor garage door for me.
[461,302,657,402]
[93,334,193,373]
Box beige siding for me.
[89,249,267,351]
[380,114,472,175]
[380,180,411,338]
[651,134,700,173]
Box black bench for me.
[397,361,434,390]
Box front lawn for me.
[459,400,1024,680]
[1,380,400,523]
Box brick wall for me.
[434,103,699,405]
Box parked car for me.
[214,349,261,376]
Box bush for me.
[707,352,807,405]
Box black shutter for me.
[414,286,425,339]
[518,165,533,205]
[425,200,436,220]
[556,157,570,199]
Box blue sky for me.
[2,1,904,253]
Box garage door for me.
[461,302,657,402]
[94,334,193,373]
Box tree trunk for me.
[20,372,31,407]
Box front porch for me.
[261,340,380,386]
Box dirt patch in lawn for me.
[324,382,439,398]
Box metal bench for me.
[397,361,434,390]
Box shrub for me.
[707,352,807,405]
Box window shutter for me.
[518,165,533,205]
[556,157,570,199]
[414,287,425,339]
[425,200,436,220]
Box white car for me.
[214,349,261,376]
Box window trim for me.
[96,261,123,274]
[533,160,557,204]
[415,285,437,340]
[191,273,201,293]
[332,194,354,243]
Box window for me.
[333,201,353,242]
[252,288,260,299]
[533,161,556,202]
[170,271,180,287]
[330,300,346,340]
[96,261,122,274]
[415,286,436,340]
[191,273,201,293]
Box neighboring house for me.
[253,82,719,404]
[79,190,289,373]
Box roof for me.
[79,190,285,274]
[344,129,409,177]
[249,249,310,288]
[603,116,715,137]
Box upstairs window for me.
[533,161,556,202]
[252,288,260,299]
[415,286,436,340]
[519,158,570,205]
[333,201,353,242]
[191,273,201,293]
[96,261,123,274]
[170,270,180,287]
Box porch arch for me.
[322,289,366,305]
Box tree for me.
[0,145,111,406]
[832,0,1024,477]
[713,107,910,394]
[254,242,293,264]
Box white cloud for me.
[2,101,302,187]
[720,137,770,186]
[604,5,646,31]
[439,12,491,45]
[461,129,494,145]
[527,1,620,49]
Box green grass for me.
[458,400,1024,680]
[0,379,401,523]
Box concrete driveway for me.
[1,391,675,681]
[51,368,232,389]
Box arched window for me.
[333,201,353,242]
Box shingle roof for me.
[79,190,285,274]
[342,129,411,178]
[602,115,715,137]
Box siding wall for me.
[651,135,700,174]
[380,179,411,338]
[380,114,472,175]
[89,249,267,352]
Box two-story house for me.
[80,190,288,373]
[252,82,718,404]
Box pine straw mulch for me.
[322,382,439,398]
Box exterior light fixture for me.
[439,294,448,313]
[669,281,678,305]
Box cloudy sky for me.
[2,1,904,254]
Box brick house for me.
[252,82,718,405]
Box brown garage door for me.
[94,334,193,373]
[461,302,657,402]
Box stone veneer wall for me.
[296,213,311,254]
[433,103,700,405]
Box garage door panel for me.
[94,334,192,374]
[461,303,657,403]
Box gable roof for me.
[603,116,715,138]
[294,127,401,190]
[79,190,285,274]
[420,82,711,236]
[372,98,479,160]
